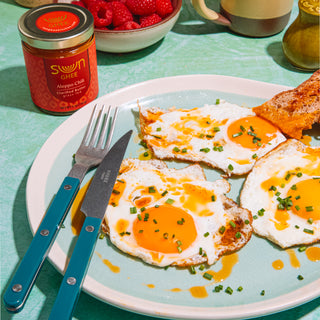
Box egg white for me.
[240,139,320,248]
[139,101,286,175]
[104,159,252,267]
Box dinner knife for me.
[48,130,132,320]
[3,107,119,313]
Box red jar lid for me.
[18,3,94,50]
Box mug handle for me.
[191,0,231,25]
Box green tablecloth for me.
[1,0,319,319]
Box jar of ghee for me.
[282,0,320,71]
[18,4,99,115]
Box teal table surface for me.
[1,0,319,319]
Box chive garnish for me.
[148,186,156,193]
[166,198,174,204]
[229,221,236,228]
[203,272,213,280]
[130,207,137,214]
[225,287,233,295]
[228,164,234,171]
[303,228,314,234]
[200,147,210,153]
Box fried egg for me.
[139,101,286,175]
[240,139,320,248]
[104,159,253,267]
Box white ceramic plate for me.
[26,75,320,320]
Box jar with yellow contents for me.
[282,0,320,71]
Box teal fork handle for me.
[3,176,80,313]
[49,216,101,320]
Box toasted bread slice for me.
[253,70,320,139]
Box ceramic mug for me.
[192,0,294,37]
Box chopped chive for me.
[204,232,210,237]
[130,207,137,214]
[182,148,187,153]
[156,127,161,131]
[269,185,277,191]
[244,219,250,224]
[252,153,258,159]
[285,173,291,181]
[163,232,169,239]
[200,147,210,153]
[154,229,160,232]
[117,179,125,183]
[211,195,216,202]
[253,215,258,219]
[258,208,265,216]
[235,232,241,239]
[138,214,142,221]
[203,272,213,280]
[177,246,182,253]
[240,125,246,132]
[176,240,182,246]
[139,140,147,148]
[199,247,203,255]
[112,189,120,195]
[237,286,243,292]
[199,133,205,138]
[152,135,162,139]
[250,126,254,132]
[144,213,149,221]
[213,285,223,292]
[99,233,105,239]
[190,266,196,274]
[206,134,214,138]
[232,132,243,138]
[199,264,205,271]
[303,228,314,234]
[297,172,303,177]
[139,229,143,233]
[153,219,158,224]
[148,186,156,193]
[307,218,313,224]
[291,184,297,190]
[228,164,234,171]
[295,195,301,200]
[295,225,300,229]
[165,198,175,204]
[219,226,226,234]
[213,127,220,132]
[216,98,220,104]
[297,275,304,280]
[225,287,233,295]
[306,206,314,212]
[161,190,168,197]
[143,151,149,157]
[295,205,300,211]
[155,204,160,208]
[229,221,236,228]
[173,147,180,152]
[260,290,265,296]
[298,246,307,252]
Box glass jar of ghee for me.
[282,0,320,71]
[18,4,99,115]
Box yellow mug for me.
[192,0,294,37]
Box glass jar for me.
[282,0,320,71]
[18,4,99,115]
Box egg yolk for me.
[133,205,197,253]
[227,116,278,150]
[287,178,320,221]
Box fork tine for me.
[104,106,119,152]
[88,105,105,147]
[80,104,98,146]
[96,105,112,149]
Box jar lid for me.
[299,0,320,16]
[18,3,94,50]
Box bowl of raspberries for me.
[67,0,182,52]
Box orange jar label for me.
[23,39,99,114]
[36,11,80,33]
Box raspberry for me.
[111,1,134,27]
[140,13,162,27]
[126,0,156,16]
[155,0,173,17]
[114,21,141,30]
[88,1,113,28]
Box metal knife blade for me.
[48,130,132,320]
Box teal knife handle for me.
[3,177,80,313]
[49,216,101,320]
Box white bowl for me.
[94,0,182,53]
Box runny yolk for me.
[287,178,320,221]
[133,205,197,253]
[227,116,278,150]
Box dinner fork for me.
[4,105,119,313]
